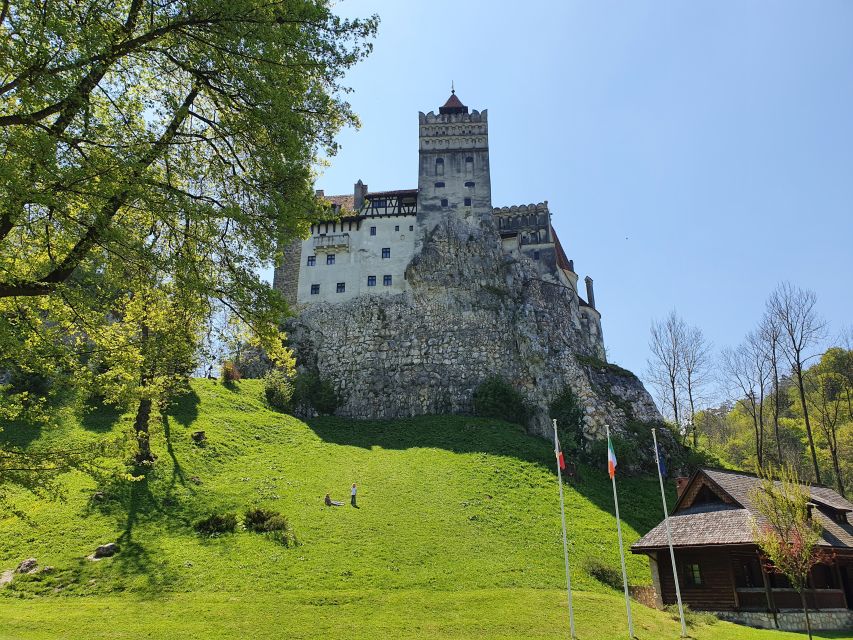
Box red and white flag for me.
[607,434,617,479]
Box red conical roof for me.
[439,91,468,115]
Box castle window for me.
[440,198,448,207]
[326,254,335,265]
[534,251,540,260]
[370,226,376,236]
[310,284,320,295]
[409,225,413,231]
[434,181,445,188]
[383,275,392,286]
[367,276,376,287]
[382,248,390,259]
[465,181,475,188]
[464,197,472,206]
[307,256,316,267]
[435,158,444,176]
[395,225,399,232]
[336,282,345,293]
[465,156,473,174]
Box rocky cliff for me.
[286,215,661,440]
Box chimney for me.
[315,189,324,198]
[354,179,368,210]
[584,276,596,310]
[675,477,690,499]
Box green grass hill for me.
[0,380,846,639]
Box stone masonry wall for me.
[286,214,660,440]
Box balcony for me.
[313,234,350,252]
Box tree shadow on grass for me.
[305,414,666,535]
[80,401,123,433]
[168,388,200,428]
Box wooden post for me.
[727,555,740,610]
[759,552,778,629]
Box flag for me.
[556,449,566,470]
[656,444,667,478]
[607,435,617,479]
[553,422,566,470]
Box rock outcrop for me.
[287,216,660,440]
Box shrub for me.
[291,371,340,415]
[243,508,296,546]
[665,604,718,627]
[582,556,623,590]
[194,512,237,536]
[549,386,585,456]
[243,507,279,532]
[472,376,530,426]
[263,369,294,412]
[220,360,241,383]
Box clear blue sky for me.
[283,1,853,384]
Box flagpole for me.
[652,428,687,638]
[607,424,634,639]
[553,419,576,639]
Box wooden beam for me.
[758,552,778,629]
[727,555,740,610]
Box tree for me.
[680,323,712,447]
[647,311,686,433]
[750,465,826,640]
[722,333,770,468]
[805,349,851,497]
[768,283,826,484]
[759,311,785,462]
[0,1,376,425]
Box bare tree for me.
[647,311,686,433]
[768,283,826,484]
[722,333,771,468]
[759,311,784,462]
[680,324,713,447]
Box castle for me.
[275,93,660,441]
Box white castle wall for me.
[296,215,417,304]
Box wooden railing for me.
[736,587,846,611]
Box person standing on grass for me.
[351,483,358,508]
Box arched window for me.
[435,158,444,176]
[464,181,475,188]
[465,156,473,174]
[434,181,445,188]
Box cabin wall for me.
[657,549,737,611]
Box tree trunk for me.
[800,589,813,640]
[669,376,680,434]
[795,365,822,484]
[133,396,154,463]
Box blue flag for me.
[656,444,667,478]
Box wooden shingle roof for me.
[632,468,853,553]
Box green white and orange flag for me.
[607,434,617,479]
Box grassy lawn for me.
[0,380,849,639]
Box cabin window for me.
[735,557,763,588]
[383,275,392,286]
[464,197,472,206]
[382,248,390,259]
[310,284,320,295]
[370,226,377,236]
[367,276,376,287]
[326,254,335,265]
[810,564,837,590]
[307,256,316,266]
[435,158,444,176]
[336,282,345,293]
[684,563,703,587]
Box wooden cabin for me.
[631,469,853,631]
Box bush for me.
[243,508,296,546]
[194,512,238,535]
[291,371,340,415]
[665,604,718,627]
[582,556,623,590]
[220,360,241,383]
[549,387,585,456]
[472,376,530,426]
[263,369,294,412]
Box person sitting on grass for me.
[325,493,343,507]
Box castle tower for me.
[417,90,492,238]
